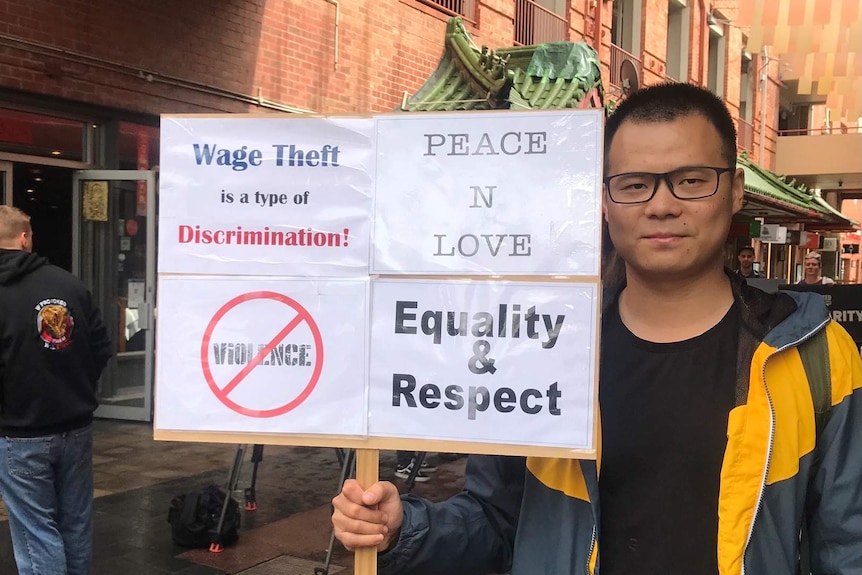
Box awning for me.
[737,154,858,231]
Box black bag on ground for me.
[167,485,241,548]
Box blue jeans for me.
[0,425,93,575]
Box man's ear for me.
[20,231,32,252]
[731,168,745,214]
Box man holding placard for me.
[332,83,862,574]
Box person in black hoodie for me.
[0,205,112,575]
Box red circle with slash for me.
[200,291,324,418]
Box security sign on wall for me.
[156,276,368,436]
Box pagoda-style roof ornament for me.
[737,153,858,230]
[403,17,603,112]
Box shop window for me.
[0,108,88,162]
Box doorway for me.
[3,161,156,421]
[73,170,157,421]
[12,163,73,271]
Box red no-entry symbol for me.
[200,291,324,418]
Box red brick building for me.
[0,0,795,422]
[0,1,780,120]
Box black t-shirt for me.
[598,301,739,575]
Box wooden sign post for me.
[354,449,380,575]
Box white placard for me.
[371,110,603,275]
[368,279,598,450]
[155,276,368,435]
[158,116,374,276]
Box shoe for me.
[394,461,431,482]
[419,460,438,473]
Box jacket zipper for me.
[739,319,829,575]
[587,525,597,575]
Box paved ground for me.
[0,420,467,574]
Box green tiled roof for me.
[739,155,813,212]
[404,18,603,112]
[738,153,857,227]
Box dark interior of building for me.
[12,162,73,271]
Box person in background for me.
[798,251,835,285]
[330,83,862,575]
[734,245,761,278]
[0,206,113,575]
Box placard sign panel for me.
[159,116,374,277]
[372,110,603,275]
[155,276,368,436]
[368,279,599,451]
[155,112,602,461]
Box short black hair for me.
[738,246,755,256]
[605,83,738,169]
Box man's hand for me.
[332,479,403,552]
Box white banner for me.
[158,116,374,276]
[368,279,598,450]
[155,276,368,435]
[371,110,603,275]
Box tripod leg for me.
[405,451,427,494]
[211,445,245,552]
[244,445,264,511]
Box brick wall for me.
[688,0,706,85]
[0,0,781,165]
[0,0,518,116]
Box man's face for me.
[604,114,743,282]
[804,258,820,277]
[738,251,754,269]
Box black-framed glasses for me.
[603,166,735,204]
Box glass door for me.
[0,161,11,205]
[72,170,156,421]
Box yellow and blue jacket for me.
[381,277,862,575]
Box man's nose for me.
[644,177,681,216]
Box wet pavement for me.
[0,420,467,574]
